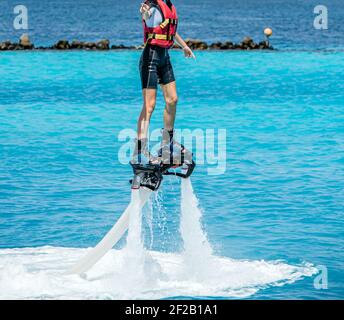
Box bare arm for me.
[175,33,188,48]
[175,32,196,59]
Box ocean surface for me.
[0,0,343,50]
[0,50,343,299]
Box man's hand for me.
[183,46,196,59]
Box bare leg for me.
[137,89,157,139]
[161,81,178,131]
[159,82,179,164]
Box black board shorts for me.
[139,44,175,89]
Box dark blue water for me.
[0,0,343,49]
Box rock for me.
[225,41,234,48]
[15,44,25,50]
[199,43,208,50]
[54,40,70,50]
[111,44,132,50]
[184,39,208,50]
[219,41,233,50]
[70,40,84,49]
[0,37,274,51]
[241,36,254,46]
[19,33,33,49]
[8,44,16,50]
[232,43,241,50]
[258,40,271,49]
[0,41,12,50]
[84,42,96,49]
[96,39,110,50]
[209,42,222,50]
[241,37,257,49]
[252,43,259,49]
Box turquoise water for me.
[0,51,343,299]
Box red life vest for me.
[143,0,178,49]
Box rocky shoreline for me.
[0,35,273,51]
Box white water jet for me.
[180,178,215,277]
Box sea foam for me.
[0,180,317,299]
[0,246,317,299]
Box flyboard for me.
[66,143,195,275]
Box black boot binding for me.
[130,139,196,191]
[130,162,164,191]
